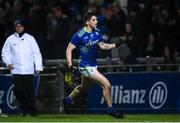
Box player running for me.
[63,11,123,118]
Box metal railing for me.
[0,57,180,73]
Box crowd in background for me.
[0,0,179,63]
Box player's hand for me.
[115,40,123,47]
[70,65,78,73]
[8,64,14,70]
[35,70,40,75]
[69,65,81,77]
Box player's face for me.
[88,16,98,29]
[15,24,25,33]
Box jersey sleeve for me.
[70,33,79,47]
[1,38,12,66]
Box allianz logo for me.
[100,81,168,109]
[100,85,146,104]
[149,81,168,109]
[7,84,18,109]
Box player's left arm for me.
[98,41,116,50]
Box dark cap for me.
[14,19,25,26]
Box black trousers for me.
[12,74,37,115]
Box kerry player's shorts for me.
[79,66,97,77]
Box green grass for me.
[0,114,180,122]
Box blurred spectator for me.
[151,2,175,49]
[97,3,111,58]
[0,0,179,60]
[162,45,177,71]
[114,0,128,15]
[128,2,153,57]
[127,6,144,57]
[108,4,127,37]
[0,6,6,49]
[144,33,160,57]
[47,6,70,59]
[97,4,109,35]
[124,22,138,57]
[29,1,48,58]
[12,0,30,19]
[0,1,14,37]
[172,8,180,54]
[0,1,14,51]
[108,3,127,59]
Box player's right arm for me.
[66,42,76,68]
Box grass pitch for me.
[0,114,180,122]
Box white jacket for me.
[1,32,43,74]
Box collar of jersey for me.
[84,27,92,33]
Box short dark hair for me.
[83,11,95,24]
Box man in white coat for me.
[1,19,43,116]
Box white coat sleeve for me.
[1,39,12,66]
[31,37,43,71]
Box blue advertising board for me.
[0,75,39,114]
[86,72,180,114]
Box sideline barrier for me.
[0,60,180,114]
[0,75,39,114]
[86,72,180,114]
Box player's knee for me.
[74,85,81,93]
[74,85,85,93]
[74,89,80,94]
[103,81,111,90]
[106,83,111,89]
